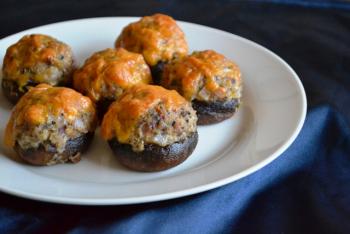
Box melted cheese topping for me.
[73,48,152,102]
[2,34,73,90]
[161,50,242,102]
[4,84,96,148]
[101,84,191,143]
[115,13,188,66]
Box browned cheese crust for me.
[73,48,151,103]
[73,48,152,119]
[101,84,198,171]
[4,84,97,165]
[2,34,74,103]
[115,14,188,66]
[161,50,242,124]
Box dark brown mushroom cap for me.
[192,99,240,125]
[1,79,38,104]
[14,132,94,166]
[108,131,198,172]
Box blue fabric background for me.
[0,0,349,233]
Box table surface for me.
[0,0,350,233]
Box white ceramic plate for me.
[0,17,306,205]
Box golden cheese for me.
[73,48,152,103]
[4,84,96,147]
[2,34,73,90]
[101,84,189,142]
[161,50,242,102]
[115,13,188,66]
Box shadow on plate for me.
[83,129,130,171]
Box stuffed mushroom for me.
[101,84,198,172]
[2,34,74,104]
[73,48,152,120]
[4,84,97,166]
[115,13,188,83]
[160,50,242,125]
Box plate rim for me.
[0,17,307,205]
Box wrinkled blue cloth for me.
[0,0,350,233]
